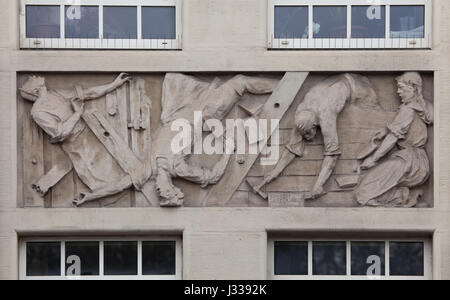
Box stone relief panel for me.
[17,72,434,208]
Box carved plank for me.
[204,72,309,206]
[106,91,118,116]
[22,108,45,208]
[49,145,74,208]
[242,175,356,193]
[73,93,108,208]
[304,191,358,207]
[268,192,304,207]
[225,191,249,207]
[83,111,142,180]
[130,79,156,207]
[103,85,131,207]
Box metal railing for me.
[269,33,432,50]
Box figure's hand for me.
[310,186,327,200]
[71,97,84,113]
[72,193,88,207]
[361,156,377,170]
[114,73,132,88]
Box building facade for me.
[0,0,449,280]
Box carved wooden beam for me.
[203,72,309,206]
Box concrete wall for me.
[1,0,449,279]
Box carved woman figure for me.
[355,72,433,207]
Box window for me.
[268,0,432,49]
[269,238,432,279]
[20,0,182,49]
[20,237,182,280]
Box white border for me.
[20,0,182,49]
[19,236,183,280]
[268,0,432,49]
[268,238,432,280]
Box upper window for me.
[269,238,432,280]
[20,0,182,49]
[19,237,182,280]
[268,0,432,49]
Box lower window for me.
[269,238,432,280]
[20,237,182,280]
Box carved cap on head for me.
[19,76,46,101]
[396,72,423,88]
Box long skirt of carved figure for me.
[355,146,429,207]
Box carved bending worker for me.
[355,72,433,208]
[249,73,379,200]
[19,74,151,206]
[154,73,279,207]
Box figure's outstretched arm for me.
[311,155,339,198]
[82,73,131,100]
[263,149,296,185]
[360,133,398,170]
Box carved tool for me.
[246,179,269,200]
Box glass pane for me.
[26,242,61,277]
[351,6,386,38]
[274,241,308,275]
[104,241,137,275]
[313,6,347,38]
[103,6,137,39]
[274,6,308,39]
[65,6,99,39]
[389,242,424,276]
[142,241,176,275]
[65,242,99,276]
[351,242,385,276]
[313,242,346,275]
[26,5,60,38]
[142,7,176,39]
[390,6,425,38]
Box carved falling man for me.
[20,73,279,207]
[19,73,152,206]
[153,73,279,207]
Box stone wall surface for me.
[0,0,449,279]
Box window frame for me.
[268,238,432,280]
[20,0,182,49]
[19,236,182,280]
[268,0,432,49]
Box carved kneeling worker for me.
[19,74,150,206]
[249,73,379,200]
[355,72,433,207]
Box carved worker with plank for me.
[248,73,380,200]
[19,73,151,206]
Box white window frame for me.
[268,0,432,49]
[19,236,182,280]
[268,238,432,280]
[20,0,182,49]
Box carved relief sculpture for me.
[19,73,279,207]
[354,72,434,208]
[19,73,152,206]
[247,73,380,201]
[18,72,433,208]
[153,74,279,207]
